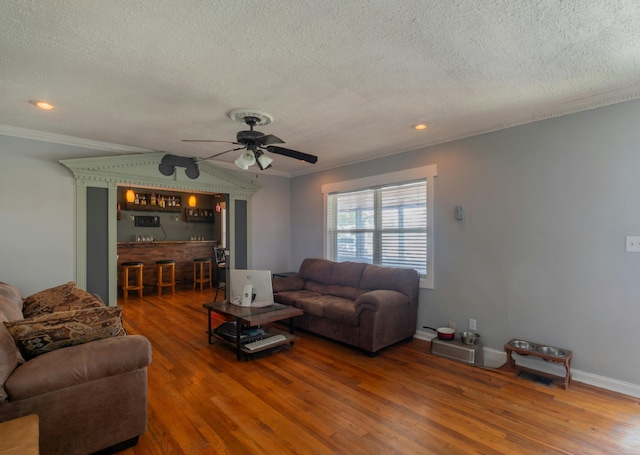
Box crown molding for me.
[0,124,151,153]
[289,90,640,177]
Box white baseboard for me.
[413,330,640,398]
[483,347,507,369]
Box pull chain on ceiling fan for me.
[182,109,318,171]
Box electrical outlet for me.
[626,236,640,252]
[448,321,456,330]
[469,318,476,331]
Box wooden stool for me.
[193,258,213,291]
[121,261,144,300]
[156,259,176,295]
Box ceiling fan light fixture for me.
[183,109,318,168]
[234,151,256,170]
[256,153,273,170]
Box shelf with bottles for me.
[124,192,183,212]
[184,208,215,223]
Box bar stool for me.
[214,248,228,301]
[156,259,176,295]
[193,258,213,291]
[121,261,144,300]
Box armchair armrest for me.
[5,335,151,401]
[355,290,410,312]
[272,275,305,293]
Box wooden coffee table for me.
[203,301,303,360]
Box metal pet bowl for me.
[537,346,567,357]
[460,331,480,345]
[509,340,537,350]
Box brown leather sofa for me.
[0,281,152,455]
[273,258,420,355]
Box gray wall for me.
[0,136,81,293]
[290,99,640,386]
[249,173,291,273]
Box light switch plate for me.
[626,236,640,252]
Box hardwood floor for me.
[118,289,640,454]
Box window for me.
[322,165,437,288]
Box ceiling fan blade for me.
[266,146,318,164]
[198,146,246,161]
[256,134,284,146]
[182,139,240,145]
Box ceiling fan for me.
[182,110,318,170]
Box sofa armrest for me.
[272,275,305,293]
[5,335,151,401]
[355,290,410,312]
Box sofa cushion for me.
[0,322,20,402]
[272,275,304,293]
[273,289,319,308]
[304,281,365,301]
[329,261,367,287]
[359,265,419,303]
[0,282,23,310]
[4,306,125,360]
[295,295,359,325]
[298,258,334,284]
[291,294,325,318]
[0,297,26,402]
[0,295,23,322]
[355,289,410,312]
[22,282,104,319]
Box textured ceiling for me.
[2,1,640,176]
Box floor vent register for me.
[517,370,554,386]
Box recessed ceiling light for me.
[411,123,427,130]
[29,100,55,110]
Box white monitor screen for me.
[228,269,274,307]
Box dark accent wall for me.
[86,187,109,303]
[234,199,248,269]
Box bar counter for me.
[117,241,219,291]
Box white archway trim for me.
[60,152,259,305]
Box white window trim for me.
[322,164,437,289]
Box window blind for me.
[327,180,427,274]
